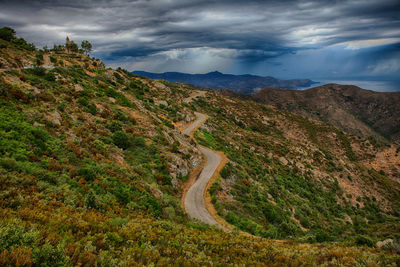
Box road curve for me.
[182,112,207,136]
[185,146,221,225]
[183,90,206,103]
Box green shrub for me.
[0,157,18,171]
[315,230,331,243]
[84,103,97,115]
[36,54,44,65]
[32,243,69,267]
[49,56,57,63]
[139,192,161,217]
[112,130,131,150]
[0,219,40,250]
[77,96,89,106]
[105,232,123,246]
[78,167,97,181]
[220,163,232,178]
[44,71,56,82]
[0,27,16,41]
[106,121,122,133]
[84,189,101,210]
[263,203,283,224]
[278,221,300,238]
[31,66,46,76]
[112,182,131,204]
[355,235,375,247]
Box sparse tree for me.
[0,27,16,41]
[81,40,92,55]
[66,40,78,53]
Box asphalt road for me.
[184,145,221,225]
[181,90,222,226]
[182,112,207,136]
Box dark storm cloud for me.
[0,0,399,78]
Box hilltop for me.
[133,70,315,94]
[0,29,400,265]
[251,84,400,142]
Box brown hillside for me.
[251,84,400,141]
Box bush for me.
[50,56,57,63]
[0,157,18,171]
[12,38,35,51]
[44,71,56,82]
[138,192,161,217]
[106,121,122,133]
[77,96,89,106]
[0,219,40,250]
[315,230,331,242]
[263,203,283,224]
[32,243,69,267]
[31,66,46,76]
[78,167,97,181]
[112,131,131,150]
[36,54,44,65]
[278,221,299,238]
[84,103,97,115]
[113,182,131,204]
[355,235,375,247]
[0,27,16,41]
[220,163,232,178]
[84,189,101,210]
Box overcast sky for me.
[1,0,399,80]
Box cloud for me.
[0,0,399,79]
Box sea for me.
[298,80,400,92]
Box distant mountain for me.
[133,70,316,94]
[250,84,400,141]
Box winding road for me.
[185,146,221,225]
[182,91,223,226]
[182,112,207,136]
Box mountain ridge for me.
[249,84,400,142]
[133,70,316,94]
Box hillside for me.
[133,70,315,94]
[0,30,400,265]
[251,85,400,142]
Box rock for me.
[171,177,179,188]
[279,157,288,166]
[149,186,163,200]
[31,86,41,95]
[191,156,201,169]
[179,166,189,177]
[74,84,84,92]
[163,131,174,145]
[376,238,394,248]
[295,161,304,169]
[156,100,168,106]
[48,111,61,126]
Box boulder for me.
[279,156,288,166]
[376,238,394,248]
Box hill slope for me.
[0,31,399,265]
[251,84,400,142]
[133,70,315,94]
